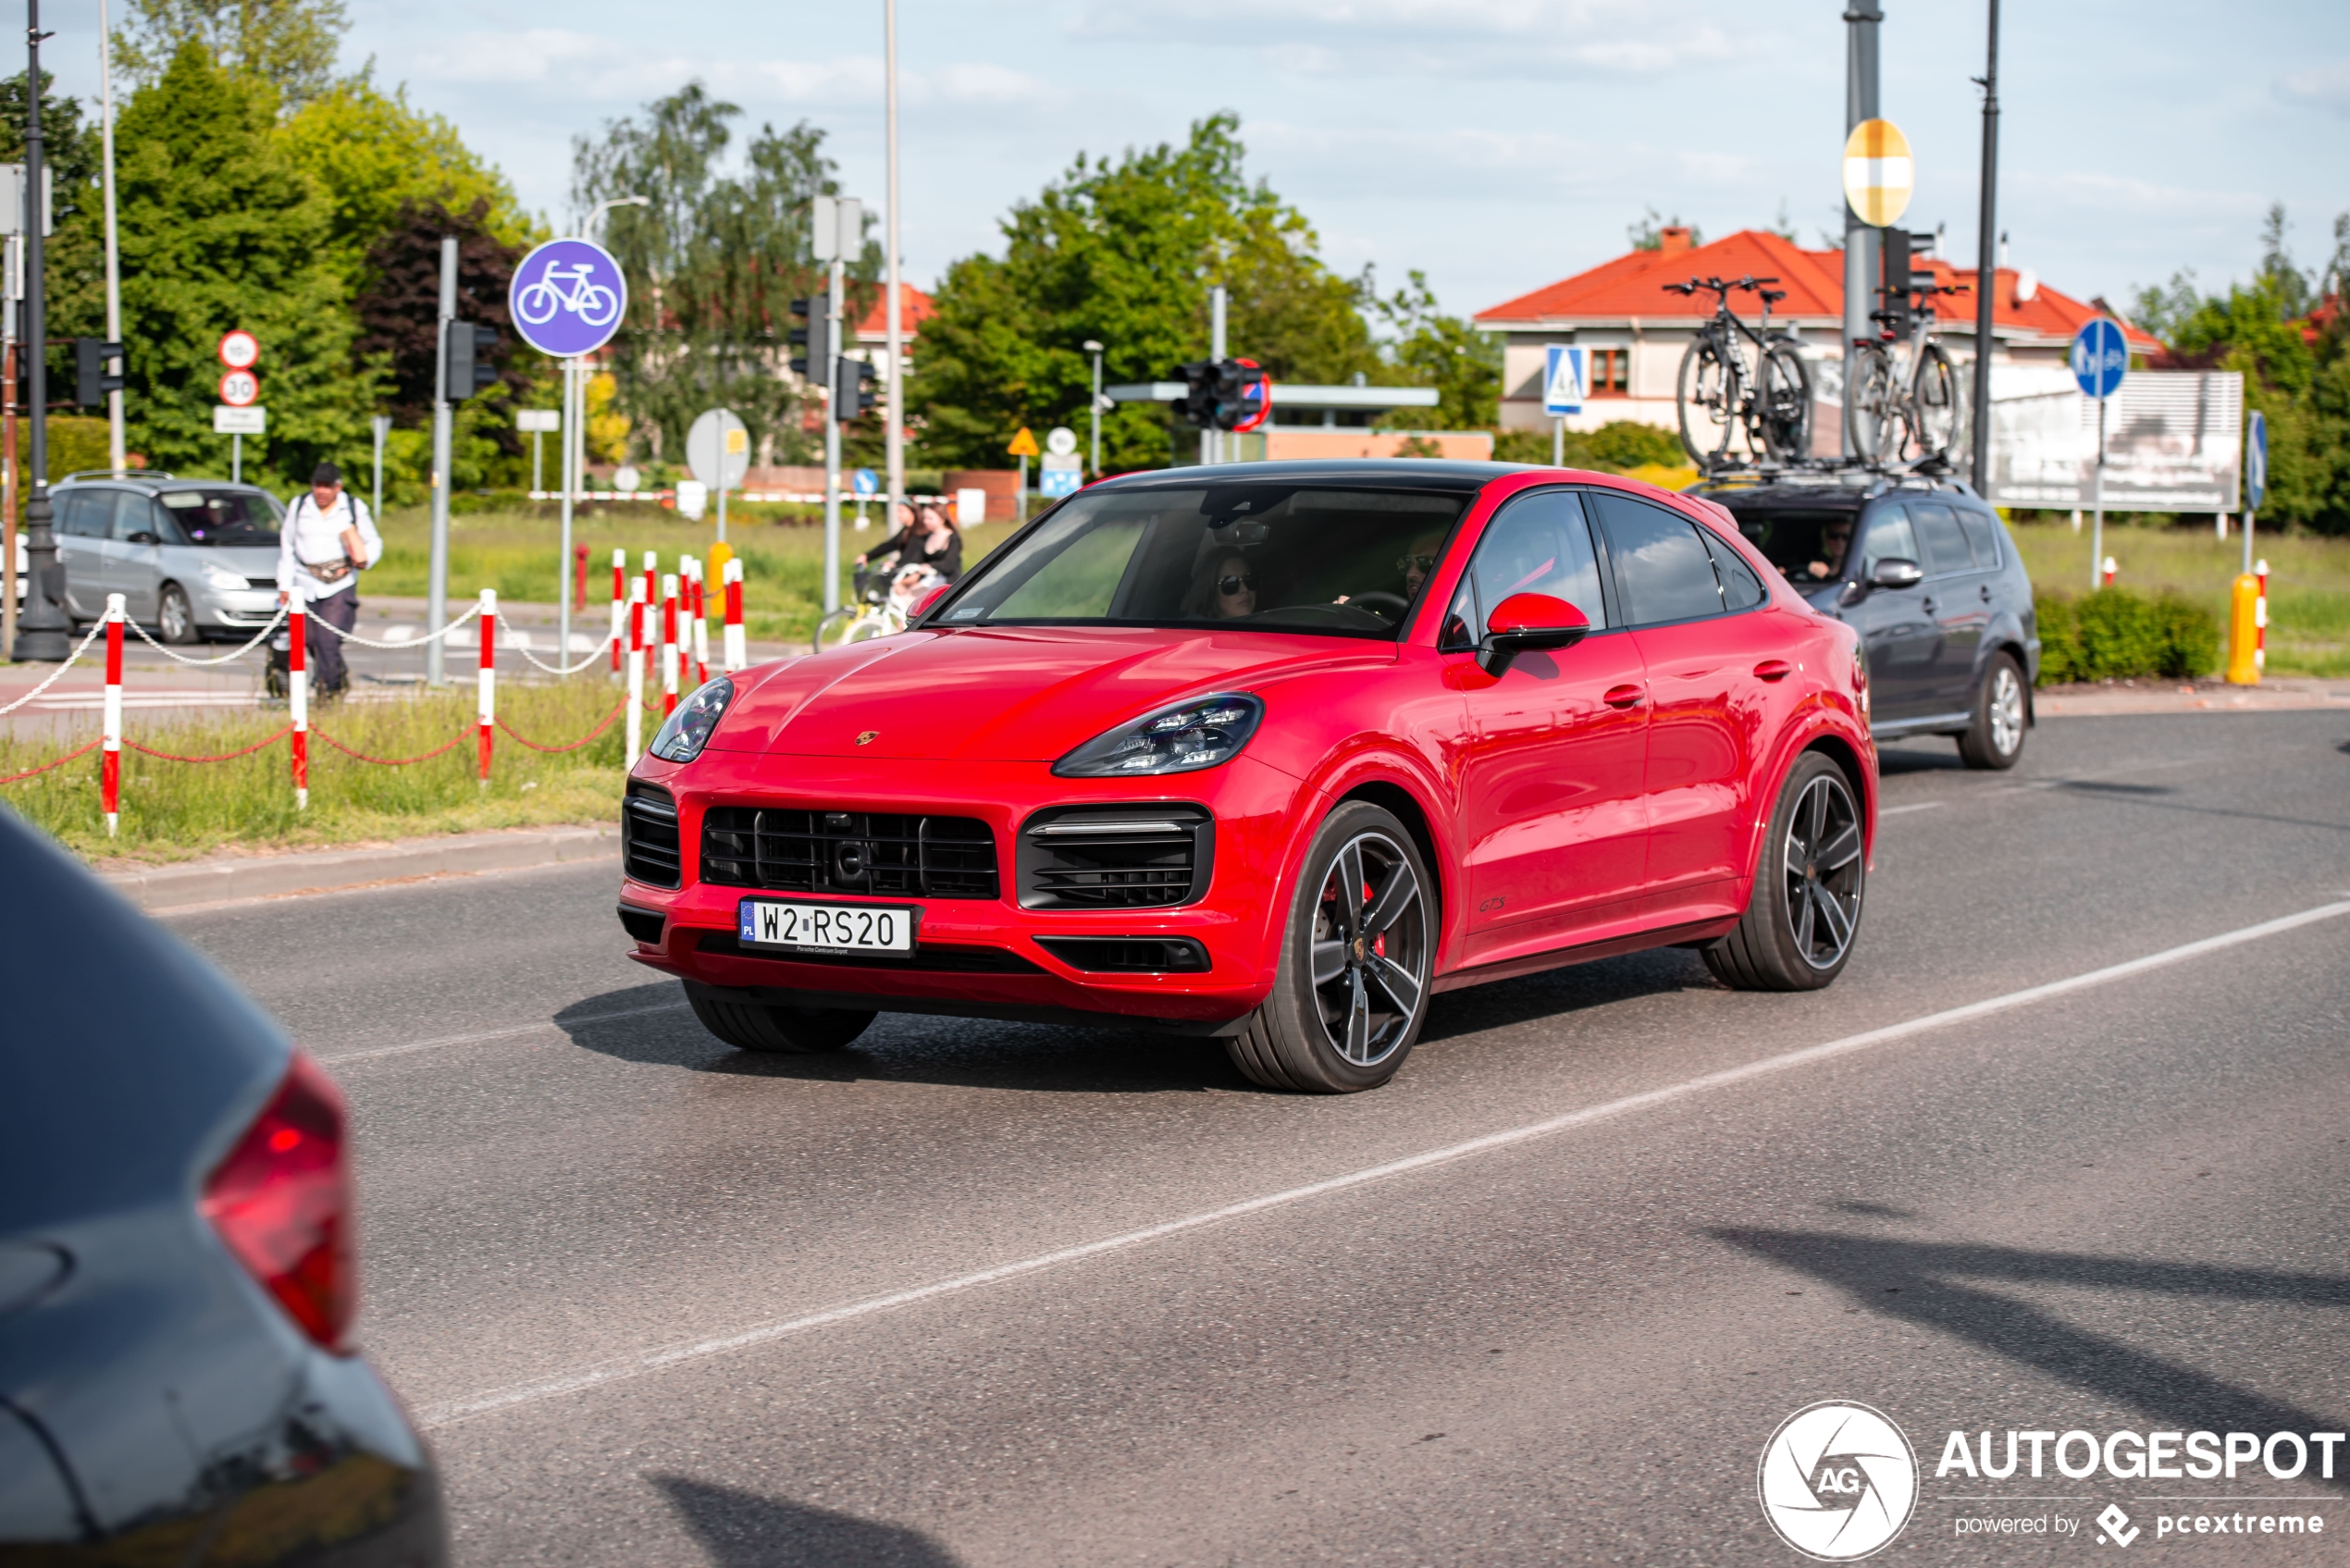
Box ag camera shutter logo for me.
[1759,1401,1919,1560]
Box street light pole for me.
[1841,0,1882,463]
[1969,0,2001,497]
[97,0,124,477]
[559,195,645,666]
[1083,340,1104,478]
[12,0,68,661]
[884,0,904,527]
[426,237,456,685]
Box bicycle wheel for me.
[1756,339,1813,463]
[515,280,559,326]
[1844,344,1899,466]
[1908,341,1960,463]
[577,282,622,327]
[1676,338,1737,466]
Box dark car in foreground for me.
[1693,471,2038,769]
[0,812,444,1564]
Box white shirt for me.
[276,489,383,602]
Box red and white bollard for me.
[609,549,625,673]
[641,550,658,626]
[2256,558,2269,673]
[2101,556,2117,587]
[102,593,124,836]
[661,573,680,716]
[289,591,309,810]
[625,578,647,767]
[722,557,746,672]
[477,588,497,784]
[687,557,709,686]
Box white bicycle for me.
[515,263,621,328]
[814,562,946,650]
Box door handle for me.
[1752,660,1793,682]
[1980,584,1993,603]
[1922,598,1937,614]
[1603,684,1645,710]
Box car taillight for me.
[200,1052,355,1353]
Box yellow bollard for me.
[2226,574,2261,685]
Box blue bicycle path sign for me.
[509,239,628,358]
[2246,410,2267,510]
[2070,317,2128,401]
[852,468,879,497]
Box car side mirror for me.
[1478,592,1589,675]
[127,531,159,546]
[1870,558,1923,590]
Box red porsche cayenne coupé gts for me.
[618,461,1875,1093]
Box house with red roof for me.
[1475,226,2160,438]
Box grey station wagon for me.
[1694,473,2039,769]
[52,473,288,643]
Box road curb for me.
[97,823,619,912]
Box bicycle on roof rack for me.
[1846,273,1968,468]
[1664,275,1812,469]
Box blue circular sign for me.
[852,467,879,496]
[508,239,628,358]
[2070,316,2129,400]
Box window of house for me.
[1587,349,1630,396]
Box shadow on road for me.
[1713,1227,2350,1475]
[651,1475,962,1566]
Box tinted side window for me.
[1910,501,1973,575]
[1955,508,2001,569]
[1591,492,1722,625]
[108,493,153,541]
[1466,488,1607,630]
[1702,529,1766,611]
[1860,508,1921,578]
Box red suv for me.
[619,462,1875,1093]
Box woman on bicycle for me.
[858,500,962,582]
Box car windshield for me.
[1722,506,1859,586]
[158,488,282,547]
[930,482,1471,638]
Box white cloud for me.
[2274,57,2350,117]
[396,37,1046,114]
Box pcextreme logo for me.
[1760,1401,1921,1561]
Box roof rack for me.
[56,469,179,485]
[1684,453,1978,500]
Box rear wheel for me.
[1225,802,1434,1093]
[1703,754,1865,992]
[684,982,873,1053]
[1844,344,1899,465]
[159,584,199,644]
[1676,338,1738,466]
[1909,341,1960,462]
[1757,339,1812,461]
[1957,651,2027,770]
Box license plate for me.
[737,899,916,956]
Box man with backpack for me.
[275,462,381,698]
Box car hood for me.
[709,625,1395,762]
[194,545,280,571]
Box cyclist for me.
[858,500,962,583]
[275,462,380,698]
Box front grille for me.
[1019,806,1212,910]
[1033,936,1210,973]
[700,808,998,899]
[695,930,1041,973]
[622,781,682,888]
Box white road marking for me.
[1880,801,1945,816]
[322,1000,690,1064]
[414,897,2350,1431]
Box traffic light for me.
[835,355,879,421]
[788,298,830,379]
[73,339,125,406]
[1174,361,1218,429]
[1172,358,1270,430]
[443,321,499,401]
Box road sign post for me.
[852,466,878,529]
[517,407,560,497]
[511,236,628,668]
[371,414,390,535]
[1008,426,1039,514]
[212,404,265,482]
[1542,345,1586,466]
[686,407,749,546]
[1040,426,1082,500]
[2070,316,2128,592]
[812,194,861,614]
[2243,409,2267,577]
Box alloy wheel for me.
[160,586,192,644]
[1988,664,2024,759]
[1782,773,1863,970]
[1308,831,1429,1068]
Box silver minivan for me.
[53,474,288,642]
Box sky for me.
[32,0,2350,324]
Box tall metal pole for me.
[1969,0,2000,496]
[822,256,843,612]
[558,359,575,660]
[2089,394,2107,592]
[426,237,455,685]
[883,0,904,528]
[371,414,388,522]
[13,0,68,661]
[1084,340,1103,477]
[3,238,17,657]
[1207,285,1227,467]
[97,0,123,476]
[1841,0,1882,462]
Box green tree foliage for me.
[113,42,372,485]
[574,84,854,471]
[2035,587,2219,683]
[1491,420,1688,470]
[1368,269,1499,429]
[914,114,1378,472]
[114,0,351,113]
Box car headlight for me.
[649,676,734,763]
[1052,692,1264,778]
[201,562,248,591]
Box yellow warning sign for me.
[1842,118,1914,228]
[1006,426,1040,458]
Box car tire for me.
[159,584,200,645]
[1224,801,1435,1093]
[683,981,873,1053]
[1957,651,2027,771]
[1703,753,1865,992]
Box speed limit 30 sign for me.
[218,368,260,407]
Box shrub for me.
[2035,587,2219,684]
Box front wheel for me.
[1757,340,1812,462]
[1844,344,1899,465]
[1958,651,2027,770]
[1225,802,1435,1093]
[158,583,199,645]
[814,608,891,651]
[1909,340,1961,462]
[685,982,873,1053]
[1703,753,1865,991]
[1676,338,1738,466]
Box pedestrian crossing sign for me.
[1543,345,1586,416]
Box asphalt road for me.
[170,711,2350,1566]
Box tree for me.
[1368,269,1499,430]
[573,84,854,470]
[112,41,371,485]
[114,0,351,113]
[915,114,1376,473]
